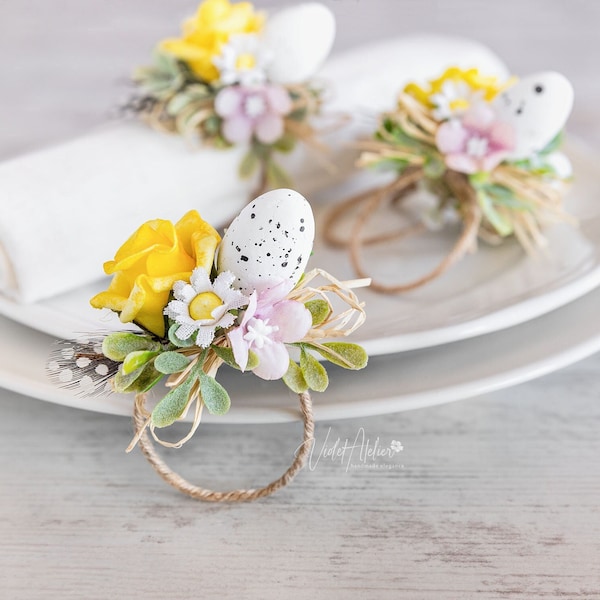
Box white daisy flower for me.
[430,80,484,121]
[164,268,250,348]
[213,34,272,87]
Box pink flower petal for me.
[222,115,254,144]
[269,300,312,343]
[255,114,284,144]
[214,87,243,118]
[462,103,495,133]
[228,326,249,372]
[445,153,479,175]
[489,121,516,152]
[265,85,293,115]
[252,341,290,380]
[480,151,509,173]
[256,279,294,312]
[436,120,468,154]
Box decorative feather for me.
[46,334,120,397]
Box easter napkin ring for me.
[324,67,575,293]
[126,0,338,198]
[48,190,369,502]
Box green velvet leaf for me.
[151,376,195,428]
[211,346,259,371]
[476,190,513,237]
[122,350,160,375]
[282,360,308,393]
[113,362,162,394]
[126,363,163,393]
[168,324,197,348]
[300,347,329,392]
[266,159,293,188]
[312,342,368,370]
[200,373,231,415]
[238,151,260,179]
[272,133,296,154]
[154,351,191,374]
[304,299,331,327]
[423,154,446,179]
[102,332,159,362]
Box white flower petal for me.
[175,323,198,340]
[164,299,190,318]
[217,313,236,330]
[195,326,216,348]
[173,281,197,303]
[190,268,212,292]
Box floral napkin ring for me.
[48,189,369,502]
[324,66,575,293]
[128,0,336,197]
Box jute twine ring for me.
[323,168,482,293]
[132,391,315,502]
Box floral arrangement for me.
[48,190,368,462]
[325,66,575,292]
[129,0,335,194]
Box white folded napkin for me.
[0,35,507,304]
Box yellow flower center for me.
[449,98,470,112]
[189,292,223,321]
[235,53,256,71]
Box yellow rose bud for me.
[159,0,265,82]
[90,210,221,338]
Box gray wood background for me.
[1,1,600,598]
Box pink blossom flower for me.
[214,83,292,145]
[227,280,312,380]
[435,103,516,174]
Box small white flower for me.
[430,80,484,121]
[164,268,250,348]
[213,34,272,86]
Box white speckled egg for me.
[494,71,574,159]
[263,3,336,84]
[217,189,315,294]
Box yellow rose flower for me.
[159,0,265,82]
[404,67,512,119]
[90,211,221,338]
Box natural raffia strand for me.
[132,391,315,502]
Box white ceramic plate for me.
[1,141,599,355]
[2,283,600,423]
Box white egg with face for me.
[263,3,336,84]
[493,71,574,160]
[217,189,315,294]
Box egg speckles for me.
[217,189,315,294]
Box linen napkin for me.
[0,35,507,304]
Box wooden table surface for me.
[1,1,600,598]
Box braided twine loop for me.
[133,391,315,502]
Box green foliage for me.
[300,347,329,392]
[475,189,513,237]
[309,342,368,370]
[283,360,308,394]
[266,159,293,189]
[211,346,259,371]
[133,51,186,99]
[168,324,197,348]
[304,299,331,327]
[151,375,196,428]
[102,332,160,362]
[238,150,260,179]
[199,373,231,415]
[122,350,160,375]
[113,362,162,394]
[272,133,296,154]
[154,351,191,374]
